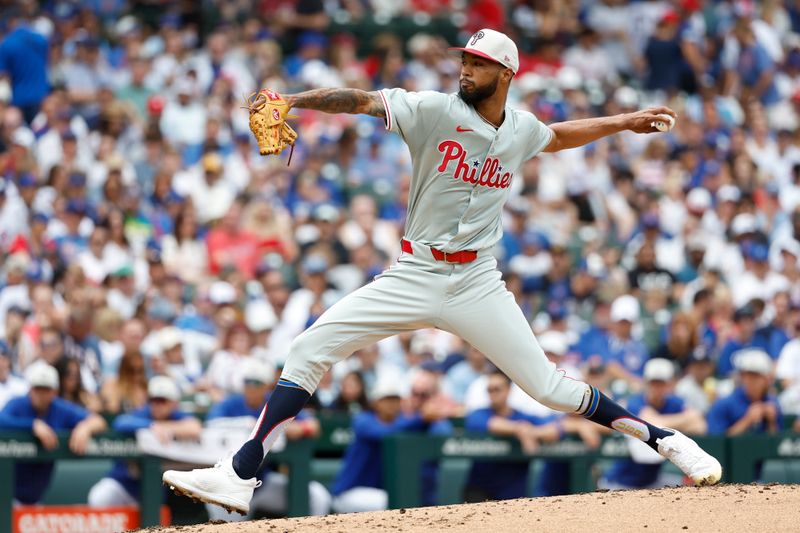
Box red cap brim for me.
[448,47,507,68]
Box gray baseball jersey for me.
[379,88,553,252]
[281,88,588,417]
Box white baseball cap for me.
[610,295,640,323]
[241,358,275,385]
[25,362,59,389]
[538,331,569,356]
[369,377,403,402]
[159,326,182,352]
[643,358,675,382]
[779,238,800,258]
[614,86,639,108]
[733,348,772,376]
[686,188,712,212]
[11,128,35,150]
[148,375,181,401]
[449,29,519,74]
[209,281,237,305]
[731,213,758,236]
[245,299,278,332]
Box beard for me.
[458,76,499,106]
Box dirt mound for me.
[139,484,800,533]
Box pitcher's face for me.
[458,53,506,106]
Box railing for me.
[381,432,800,508]
[380,434,718,508]
[0,431,314,531]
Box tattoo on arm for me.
[286,88,386,118]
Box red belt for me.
[401,238,478,264]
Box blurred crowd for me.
[1,0,800,517]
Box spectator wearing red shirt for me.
[206,200,262,279]
[464,0,505,35]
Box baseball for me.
[651,113,675,132]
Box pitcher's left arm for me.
[543,107,676,152]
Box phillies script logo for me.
[437,140,512,189]
[470,31,485,46]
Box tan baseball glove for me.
[244,89,298,163]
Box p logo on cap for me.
[448,28,520,74]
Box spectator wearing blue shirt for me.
[717,304,759,377]
[0,362,106,504]
[573,298,613,363]
[724,18,781,108]
[497,197,530,266]
[204,359,330,519]
[707,349,782,436]
[643,12,689,93]
[0,10,49,123]
[579,295,650,385]
[331,377,448,513]
[536,244,573,302]
[442,345,488,405]
[506,229,550,285]
[601,359,707,490]
[404,370,454,506]
[55,199,90,265]
[463,370,583,502]
[752,292,791,359]
[88,376,201,507]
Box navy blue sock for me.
[580,386,673,451]
[231,379,311,479]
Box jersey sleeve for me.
[61,401,90,429]
[0,42,8,75]
[664,395,686,414]
[0,398,35,431]
[379,88,448,146]
[464,409,493,432]
[624,395,645,416]
[705,399,731,435]
[170,410,190,421]
[522,413,558,426]
[518,111,554,160]
[205,399,229,420]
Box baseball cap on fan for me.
[448,29,520,74]
[643,358,675,382]
[148,376,181,401]
[25,362,59,389]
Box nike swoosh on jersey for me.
[456,126,474,132]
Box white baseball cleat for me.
[162,456,261,515]
[656,429,722,486]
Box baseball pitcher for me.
[164,29,721,514]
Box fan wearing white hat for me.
[707,349,782,436]
[165,26,722,514]
[329,374,451,514]
[601,295,651,384]
[0,362,107,504]
[87,376,201,508]
[601,358,707,490]
[203,358,330,519]
[151,326,201,396]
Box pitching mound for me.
[140,484,800,533]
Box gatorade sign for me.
[13,505,170,533]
